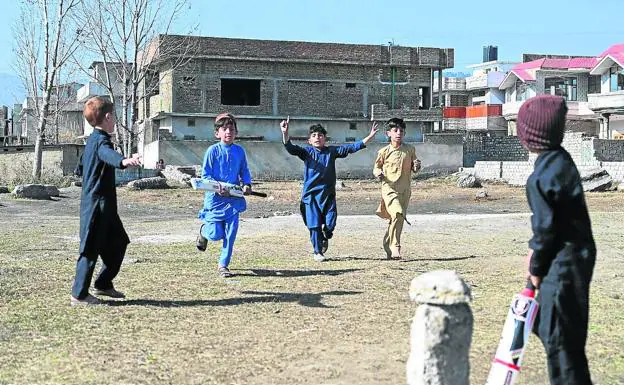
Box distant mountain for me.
[0,73,26,109]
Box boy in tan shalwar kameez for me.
[373,118,421,259]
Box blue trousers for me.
[301,200,335,254]
[72,242,127,299]
[201,214,239,267]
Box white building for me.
[588,43,624,138]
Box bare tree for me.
[13,0,83,180]
[76,0,196,156]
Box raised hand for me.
[362,121,379,145]
[280,116,290,134]
[369,121,379,136]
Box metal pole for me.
[391,67,396,109]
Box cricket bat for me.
[486,279,539,385]
[190,177,267,198]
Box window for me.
[345,136,356,142]
[610,68,624,92]
[187,118,196,127]
[516,80,534,101]
[349,122,357,130]
[588,75,601,94]
[419,87,430,109]
[544,77,577,101]
[345,83,357,89]
[221,79,261,106]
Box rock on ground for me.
[457,173,481,188]
[12,184,50,199]
[127,177,169,190]
[581,168,613,192]
[44,185,60,197]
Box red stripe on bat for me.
[494,358,521,371]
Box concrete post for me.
[438,69,444,107]
[407,270,473,385]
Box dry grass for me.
[0,180,623,385]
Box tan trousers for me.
[383,213,404,258]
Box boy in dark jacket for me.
[517,95,595,385]
[70,96,141,306]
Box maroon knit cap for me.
[517,95,567,151]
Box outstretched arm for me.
[361,122,379,146]
[98,138,140,169]
[335,122,380,158]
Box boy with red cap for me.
[196,113,253,278]
[517,95,595,385]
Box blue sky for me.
[0,0,622,95]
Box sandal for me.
[218,266,233,278]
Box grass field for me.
[0,180,622,384]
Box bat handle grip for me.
[521,278,537,298]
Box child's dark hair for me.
[386,118,406,130]
[309,124,327,137]
[83,96,114,127]
[214,113,237,131]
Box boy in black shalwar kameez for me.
[70,96,141,306]
[517,95,595,385]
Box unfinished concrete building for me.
[17,83,85,145]
[137,35,454,168]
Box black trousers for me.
[71,242,127,299]
[533,254,594,385]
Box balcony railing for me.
[588,91,624,112]
[504,100,595,117]
[77,82,107,103]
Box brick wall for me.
[602,162,624,183]
[115,168,160,186]
[167,59,435,119]
[424,133,464,145]
[474,161,502,180]
[592,138,624,161]
[371,104,442,122]
[156,35,454,68]
[0,144,83,182]
[463,134,529,167]
[474,133,624,186]
[443,118,466,131]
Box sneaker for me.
[70,294,103,306]
[93,287,126,298]
[313,253,326,262]
[321,238,329,254]
[218,266,234,278]
[196,227,208,252]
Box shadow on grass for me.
[233,268,362,277]
[399,255,479,263]
[107,290,362,308]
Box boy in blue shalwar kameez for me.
[280,118,378,261]
[196,113,253,277]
